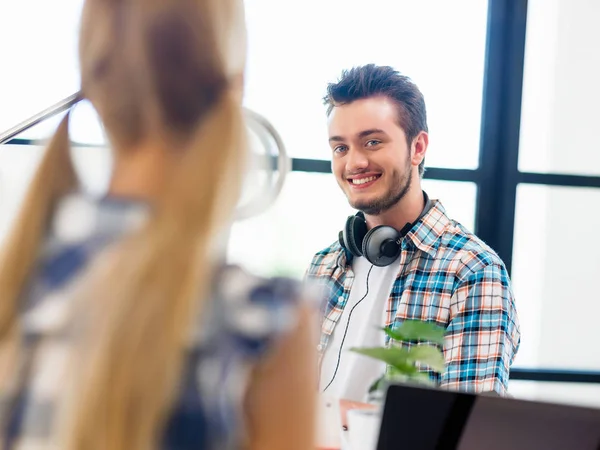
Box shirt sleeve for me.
[441,262,521,395]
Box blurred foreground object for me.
[0,92,291,221]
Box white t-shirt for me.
[319,255,401,402]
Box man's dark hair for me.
[323,64,428,177]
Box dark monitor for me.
[377,383,600,450]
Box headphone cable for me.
[322,264,374,392]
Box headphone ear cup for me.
[343,214,367,257]
[362,225,401,267]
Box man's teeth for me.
[351,176,378,185]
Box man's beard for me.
[350,161,412,216]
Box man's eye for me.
[366,140,381,147]
[334,145,348,153]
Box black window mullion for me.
[475,0,529,275]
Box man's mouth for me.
[346,174,382,189]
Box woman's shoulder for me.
[202,265,308,352]
[214,264,303,310]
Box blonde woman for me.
[0,1,317,449]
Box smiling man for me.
[306,65,521,401]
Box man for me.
[306,64,520,401]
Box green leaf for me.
[368,375,386,393]
[406,345,445,373]
[386,367,411,382]
[384,321,446,346]
[386,369,436,388]
[408,372,437,387]
[349,347,418,374]
[382,327,406,342]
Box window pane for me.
[512,185,600,372]
[244,0,488,168]
[421,179,476,232]
[0,1,84,139]
[2,0,488,165]
[519,0,600,175]
[0,144,111,242]
[227,173,477,279]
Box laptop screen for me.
[377,384,600,450]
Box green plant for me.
[350,320,446,396]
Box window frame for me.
[7,0,600,386]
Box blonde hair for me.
[0,0,246,448]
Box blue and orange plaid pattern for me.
[306,200,521,395]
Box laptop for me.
[377,383,600,450]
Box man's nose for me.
[346,148,369,173]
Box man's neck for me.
[364,186,425,231]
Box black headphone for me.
[338,192,432,267]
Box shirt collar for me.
[404,199,449,258]
[324,241,349,271]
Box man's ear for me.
[411,131,429,167]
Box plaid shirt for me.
[0,194,302,450]
[306,199,521,395]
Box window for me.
[512,184,600,371]
[0,0,84,138]
[243,0,488,168]
[229,0,487,277]
[519,0,600,176]
[5,0,599,405]
[500,0,600,405]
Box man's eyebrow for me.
[328,129,386,143]
[358,128,386,139]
